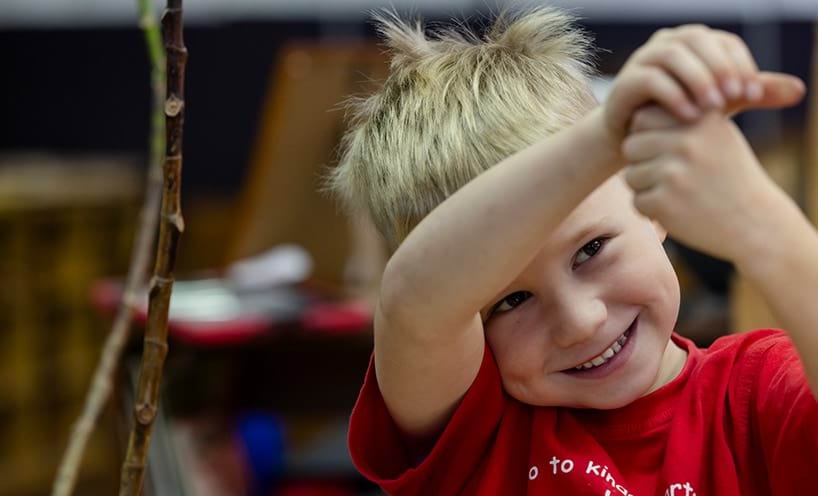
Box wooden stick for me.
[119,1,187,494]
[50,1,165,494]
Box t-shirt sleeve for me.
[347,344,507,495]
[750,331,818,493]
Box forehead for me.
[549,174,634,246]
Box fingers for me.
[624,159,685,219]
[611,67,700,132]
[631,186,667,220]
[610,24,799,141]
[625,71,798,133]
[623,161,662,193]
[622,128,678,163]
[717,32,762,101]
[635,41,724,110]
[622,159,674,220]
[629,105,681,134]
[640,25,764,110]
[728,72,806,114]
[673,26,755,102]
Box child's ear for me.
[652,220,667,242]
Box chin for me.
[520,377,652,409]
[567,361,661,409]
[577,386,647,410]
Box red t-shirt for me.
[348,329,818,495]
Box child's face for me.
[481,174,683,409]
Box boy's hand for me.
[621,109,792,262]
[605,24,803,142]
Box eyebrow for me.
[564,216,612,248]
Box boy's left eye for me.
[573,237,607,268]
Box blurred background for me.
[0,0,816,494]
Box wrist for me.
[576,106,627,173]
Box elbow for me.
[378,255,415,325]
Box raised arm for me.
[376,107,623,437]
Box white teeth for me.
[574,331,630,371]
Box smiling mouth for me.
[572,330,631,370]
[563,318,637,373]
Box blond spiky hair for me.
[328,6,598,250]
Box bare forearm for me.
[382,107,623,330]
[735,192,818,398]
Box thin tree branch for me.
[50,1,165,494]
[119,0,187,494]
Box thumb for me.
[728,72,806,115]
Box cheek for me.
[608,238,680,324]
[485,305,548,379]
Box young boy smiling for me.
[330,7,816,495]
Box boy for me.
[329,7,815,495]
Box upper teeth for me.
[575,332,629,370]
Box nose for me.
[549,291,607,349]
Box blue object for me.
[237,412,286,496]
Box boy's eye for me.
[573,237,607,268]
[491,291,532,316]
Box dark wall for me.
[1,21,322,194]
